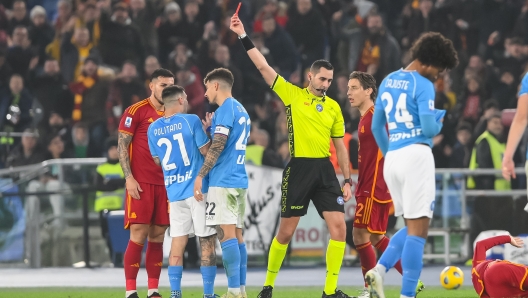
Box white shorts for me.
[206,187,246,228]
[384,144,436,219]
[169,194,216,238]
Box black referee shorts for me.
[281,157,344,218]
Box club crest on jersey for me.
[316,104,323,112]
[125,117,132,128]
[337,196,344,205]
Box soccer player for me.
[347,71,424,297]
[472,234,527,297]
[365,32,458,298]
[230,15,354,298]
[192,68,250,298]
[118,68,174,298]
[147,85,218,298]
[502,72,528,186]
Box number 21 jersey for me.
[375,69,436,151]
[211,97,250,189]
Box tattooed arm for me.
[153,156,161,166]
[199,234,217,266]
[118,131,143,199]
[198,134,228,178]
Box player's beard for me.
[153,92,164,106]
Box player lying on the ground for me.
[147,85,219,298]
[472,234,527,298]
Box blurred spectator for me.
[30,58,73,122]
[337,11,400,83]
[492,70,518,110]
[40,111,73,150]
[207,44,243,98]
[60,26,101,83]
[478,0,517,60]
[218,12,240,53]
[455,75,488,125]
[143,55,161,94]
[7,25,38,77]
[181,0,205,52]
[106,61,147,134]
[275,138,290,168]
[468,112,509,190]
[28,5,54,67]
[169,45,202,83]
[157,2,186,66]
[261,14,298,79]
[401,0,450,50]
[71,122,98,158]
[253,0,288,33]
[98,2,144,70]
[0,74,35,133]
[246,128,283,168]
[5,128,45,167]
[472,99,500,144]
[79,2,101,46]
[69,56,111,156]
[0,48,13,87]
[449,122,473,168]
[448,0,480,56]
[175,64,205,118]
[496,37,526,83]
[53,0,73,34]
[129,0,158,56]
[8,0,30,34]
[286,0,326,72]
[44,130,72,159]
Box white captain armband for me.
[214,126,230,136]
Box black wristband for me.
[240,35,255,51]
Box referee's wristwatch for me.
[343,178,352,186]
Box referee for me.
[230,16,353,298]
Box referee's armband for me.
[239,34,255,51]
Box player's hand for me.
[510,235,524,248]
[126,176,143,200]
[502,157,516,181]
[202,112,214,131]
[194,176,204,202]
[230,15,246,36]
[342,183,352,202]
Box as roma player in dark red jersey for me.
[347,71,424,295]
[118,68,174,298]
[472,234,528,297]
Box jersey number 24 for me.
[381,92,414,130]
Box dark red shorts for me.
[353,196,392,234]
[483,261,528,297]
[124,182,169,228]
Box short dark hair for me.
[488,112,502,122]
[456,121,472,133]
[410,32,459,70]
[204,68,234,87]
[150,68,174,81]
[349,71,377,101]
[161,85,185,103]
[483,99,500,111]
[310,60,334,74]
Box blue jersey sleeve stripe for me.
[197,139,210,149]
[180,116,194,135]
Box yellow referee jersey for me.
[272,75,345,158]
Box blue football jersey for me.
[147,114,210,202]
[519,73,528,159]
[210,97,250,188]
[375,69,436,151]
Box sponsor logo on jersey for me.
[125,117,132,128]
[165,170,193,186]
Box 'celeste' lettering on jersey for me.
[385,79,410,90]
[153,123,183,136]
[316,104,323,112]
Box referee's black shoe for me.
[257,286,273,298]
[322,289,356,298]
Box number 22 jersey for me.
[210,97,250,189]
[147,114,210,202]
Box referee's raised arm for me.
[230,15,277,86]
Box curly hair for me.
[410,32,459,70]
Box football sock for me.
[401,235,426,297]
[374,236,403,275]
[124,240,143,291]
[146,241,164,290]
[378,227,407,273]
[168,266,183,292]
[324,239,346,295]
[221,238,241,295]
[239,243,248,291]
[264,237,288,287]
[201,266,216,296]
[356,241,377,287]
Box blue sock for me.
[168,265,183,292]
[378,227,407,272]
[239,243,247,288]
[221,238,241,289]
[401,235,426,297]
[201,266,216,295]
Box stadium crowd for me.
[0,0,527,187]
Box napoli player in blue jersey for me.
[502,73,528,193]
[147,85,218,298]
[193,68,250,298]
[365,32,458,298]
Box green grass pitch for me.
[1,286,478,297]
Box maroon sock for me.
[146,241,164,289]
[356,241,377,287]
[124,240,144,291]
